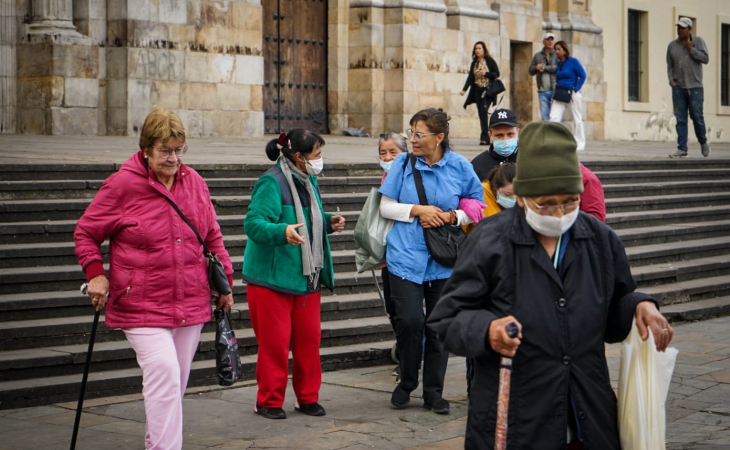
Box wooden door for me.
[262,0,328,134]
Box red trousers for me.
[247,284,322,408]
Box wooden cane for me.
[494,322,520,450]
[70,283,104,450]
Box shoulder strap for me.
[410,154,429,206]
[163,196,212,257]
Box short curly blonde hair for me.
[139,109,186,156]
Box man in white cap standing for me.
[667,17,710,158]
[529,32,557,121]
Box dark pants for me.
[389,274,449,402]
[672,85,707,151]
[381,266,395,331]
[474,85,491,143]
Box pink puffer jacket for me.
[74,151,233,329]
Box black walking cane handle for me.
[506,322,519,339]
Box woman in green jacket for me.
[243,130,345,420]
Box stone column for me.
[27,0,85,40]
[1,0,17,133]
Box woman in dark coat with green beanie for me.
[428,122,673,450]
[243,130,345,420]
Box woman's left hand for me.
[635,301,673,352]
[215,293,234,312]
[421,212,451,229]
[330,215,346,232]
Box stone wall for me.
[6,0,606,140]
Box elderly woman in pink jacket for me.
[74,109,233,450]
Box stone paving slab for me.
[0,135,728,166]
[2,318,730,449]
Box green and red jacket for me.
[242,162,335,295]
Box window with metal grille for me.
[722,24,729,106]
[628,10,641,102]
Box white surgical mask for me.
[305,157,324,176]
[523,198,579,237]
[380,160,393,173]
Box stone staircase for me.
[1,159,729,409]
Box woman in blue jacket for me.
[549,41,587,151]
[378,108,484,414]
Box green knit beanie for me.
[512,122,584,197]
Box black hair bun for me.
[265,139,281,161]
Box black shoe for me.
[295,402,326,416]
[423,398,450,415]
[255,403,286,419]
[391,386,410,409]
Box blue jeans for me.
[672,86,707,151]
[538,90,552,121]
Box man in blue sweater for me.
[667,17,710,158]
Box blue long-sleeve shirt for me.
[556,57,586,92]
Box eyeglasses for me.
[405,130,437,142]
[527,197,580,215]
[153,144,188,159]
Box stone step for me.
[0,177,384,200]
[0,230,357,269]
[642,275,730,305]
[614,219,730,247]
[626,236,730,266]
[0,210,363,245]
[0,299,391,352]
[662,296,730,322]
[592,168,730,184]
[0,163,383,181]
[0,315,394,380]
[3,187,730,223]
[605,192,730,214]
[633,254,730,287]
[0,339,396,410]
[3,160,730,182]
[602,179,730,198]
[607,205,730,230]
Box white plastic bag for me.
[618,319,678,450]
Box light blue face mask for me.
[493,138,518,157]
[380,159,393,173]
[497,193,517,209]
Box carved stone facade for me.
[1,0,606,139]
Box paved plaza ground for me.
[0,318,729,449]
[0,135,728,166]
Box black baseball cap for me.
[489,108,518,128]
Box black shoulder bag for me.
[409,154,467,268]
[163,197,232,295]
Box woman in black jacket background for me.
[461,41,500,145]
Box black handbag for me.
[163,197,232,295]
[409,155,467,268]
[484,78,505,98]
[553,85,573,103]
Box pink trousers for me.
[124,324,204,450]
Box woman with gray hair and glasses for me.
[376,132,409,381]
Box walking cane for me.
[494,322,520,450]
[70,283,104,450]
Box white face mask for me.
[523,198,579,237]
[305,157,324,176]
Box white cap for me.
[676,17,692,29]
[543,32,555,40]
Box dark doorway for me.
[509,41,534,127]
[262,0,329,134]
